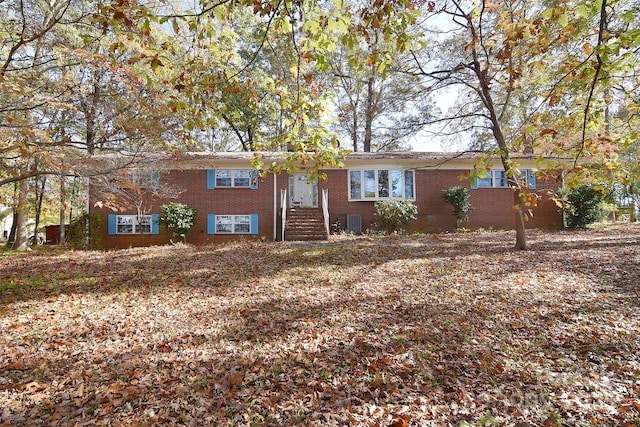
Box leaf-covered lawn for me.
[1,225,639,426]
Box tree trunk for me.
[513,190,527,250]
[480,96,528,248]
[32,175,46,245]
[468,15,527,249]
[69,176,78,225]
[59,175,66,244]
[14,178,29,250]
[7,212,17,248]
[6,182,17,247]
[363,74,375,152]
[604,88,616,222]
[352,113,358,152]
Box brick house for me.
[89,152,566,249]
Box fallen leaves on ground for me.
[1,224,639,426]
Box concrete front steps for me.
[285,208,328,241]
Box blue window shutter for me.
[250,170,259,190]
[151,214,160,234]
[470,175,479,190]
[528,170,537,189]
[207,214,216,234]
[108,214,117,235]
[250,214,259,235]
[207,169,216,189]
[151,171,160,189]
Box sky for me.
[410,131,469,153]
[410,133,445,152]
[408,86,467,153]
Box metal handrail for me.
[280,189,287,241]
[322,188,329,237]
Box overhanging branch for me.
[576,0,608,168]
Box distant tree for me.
[330,50,433,152]
[0,0,179,249]
[328,0,434,153]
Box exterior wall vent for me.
[346,214,362,234]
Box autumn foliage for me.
[1,225,639,425]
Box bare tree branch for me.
[576,0,608,167]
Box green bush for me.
[159,203,198,243]
[441,186,473,229]
[68,213,104,250]
[557,184,605,229]
[374,199,418,234]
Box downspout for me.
[273,173,277,241]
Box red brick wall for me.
[320,169,461,233]
[320,170,378,233]
[90,182,170,249]
[466,171,563,230]
[412,170,461,232]
[92,167,564,248]
[92,170,285,249]
[319,168,563,234]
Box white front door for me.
[290,173,317,208]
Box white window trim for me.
[215,169,252,188]
[116,215,152,234]
[132,170,160,189]
[473,169,535,189]
[475,170,506,188]
[348,168,415,201]
[215,214,251,234]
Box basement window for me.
[108,214,159,235]
[207,214,259,234]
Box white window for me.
[476,173,494,188]
[349,169,415,201]
[215,170,251,188]
[349,171,361,199]
[473,170,536,189]
[215,215,251,234]
[116,215,152,234]
[130,170,160,189]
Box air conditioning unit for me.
[346,214,362,234]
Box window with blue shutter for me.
[108,214,117,235]
[528,171,537,189]
[208,169,257,188]
[151,214,160,234]
[250,170,259,190]
[207,170,216,189]
[151,171,160,188]
[207,214,259,234]
[470,169,536,189]
[207,214,216,234]
[250,214,259,234]
[108,214,157,234]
